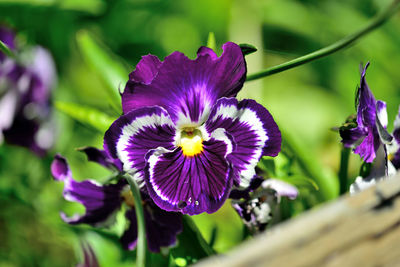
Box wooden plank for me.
[195,175,400,267]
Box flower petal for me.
[104,106,176,186]
[389,106,400,168]
[205,97,281,187]
[122,42,246,126]
[77,146,122,171]
[376,100,388,129]
[261,179,298,200]
[145,130,233,215]
[354,129,380,163]
[129,54,162,84]
[357,62,376,129]
[120,200,182,252]
[51,155,125,226]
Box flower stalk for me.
[246,0,400,81]
[338,147,351,195]
[124,174,146,267]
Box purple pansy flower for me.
[51,153,182,253]
[340,62,393,163]
[231,177,298,233]
[0,26,56,155]
[104,42,281,215]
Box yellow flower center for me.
[180,129,203,157]
[388,153,394,161]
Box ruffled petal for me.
[128,54,162,84]
[122,42,246,126]
[357,62,376,130]
[51,155,125,226]
[205,97,281,187]
[354,129,380,163]
[120,199,182,253]
[78,146,122,171]
[145,129,233,215]
[104,106,176,185]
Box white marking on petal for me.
[209,100,269,187]
[116,111,174,172]
[210,128,233,156]
[376,101,388,128]
[147,147,176,203]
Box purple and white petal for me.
[205,97,281,187]
[389,105,400,168]
[376,100,388,129]
[104,106,176,186]
[51,155,125,226]
[144,130,234,215]
[261,179,298,200]
[122,42,246,126]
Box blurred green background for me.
[1,0,400,266]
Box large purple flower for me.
[104,43,282,215]
[51,153,182,253]
[0,26,56,155]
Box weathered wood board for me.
[195,175,400,267]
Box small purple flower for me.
[340,62,392,163]
[0,26,56,155]
[51,153,182,253]
[231,177,298,233]
[104,43,282,215]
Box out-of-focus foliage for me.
[0,0,399,266]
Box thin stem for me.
[0,40,15,59]
[338,148,351,195]
[246,0,400,81]
[124,174,146,267]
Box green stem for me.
[0,40,15,59]
[124,174,146,267]
[246,0,400,81]
[339,148,351,195]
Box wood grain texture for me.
[195,175,400,267]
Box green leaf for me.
[278,175,319,191]
[55,101,115,132]
[76,30,127,112]
[281,128,339,201]
[206,32,216,51]
[239,43,257,56]
[0,0,105,15]
[170,216,215,265]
